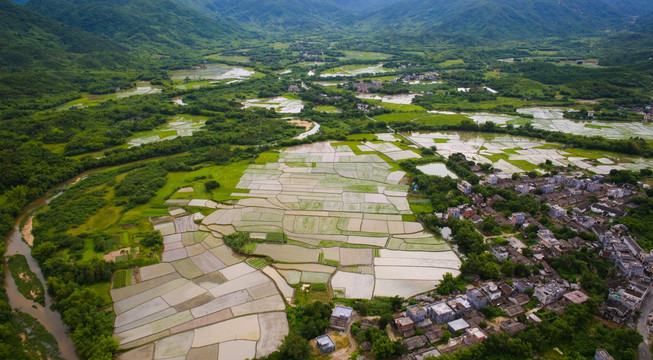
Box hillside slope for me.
[171,0,349,32]
[25,0,244,54]
[356,0,628,39]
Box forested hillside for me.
[25,0,245,54]
[356,0,628,39]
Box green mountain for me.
[601,0,653,17]
[25,0,244,54]
[327,0,402,15]
[170,0,350,32]
[356,0,629,39]
[0,0,125,70]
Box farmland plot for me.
[201,141,460,299]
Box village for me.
[310,165,652,360]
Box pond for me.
[170,64,254,81]
[416,163,458,178]
[127,115,206,147]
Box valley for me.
[1,0,653,359]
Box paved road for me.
[637,290,653,360]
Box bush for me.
[204,180,220,191]
[140,231,163,248]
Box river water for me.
[4,226,78,360]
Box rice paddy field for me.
[170,64,255,81]
[241,97,305,114]
[319,64,389,77]
[408,131,653,175]
[200,141,461,300]
[127,115,207,147]
[54,82,162,111]
[467,107,653,140]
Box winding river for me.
[4,226,78,360]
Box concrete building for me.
[316,334,336,354]
[511,212,525,226]
[427,302,456,324]
[457,181,472,195]
[406,305,426,323]
[330,305,353,331]
[563,290,589,304]
[491,246,509,262]
[464,327,487,345]
[447,318,470,333]
[396,316,415,334]
[466,288,488,309]
[549,204,567,219]
[534,282,566,305]
[541,184,555,194]
[595,349,615,360]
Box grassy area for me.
[294,286,331,305]
[408,198,435,214]
[315,105,339,112]
[584,124,612,129]
[15,312,63,360]
[202,54,250,63]
[246,258,268,269]
[374,112,469,126]
[158,130,178,139]
[438,59,465,67]
[255,151,280,164]
[87,281,112,307]
[346,134,378,141]
[112,269,132,289]
[366,100,425,112]
[8,255,45,306]
[338,51,391,61]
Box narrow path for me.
[331,314,360,360]
[637,290,653,360]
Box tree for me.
[204,180,220,191]
[279,332,312,360]
[372,337,396,359]
[32,242,57,264]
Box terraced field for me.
[113,140,461,360]
[201,141,460,299]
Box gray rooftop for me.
[332,305,353,318]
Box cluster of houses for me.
[452,170,653,327]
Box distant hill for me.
[170,0,350,32]
[328,0,402,15]
[601,0,653,17]
[356,0,629,39]
[0,0,125,70]
[25,0,244,54]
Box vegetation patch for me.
[8,255,45,306]
[246,258,268,269]
[112,269,132,289]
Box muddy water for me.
[4,227,78,360]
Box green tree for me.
[372,337,395,359]
[279,332,312,360]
